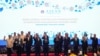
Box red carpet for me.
[0,53,55,56]
[0,53,94,56]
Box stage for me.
[0,53,94,56]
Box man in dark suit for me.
[90,34,98,53]
[54,34,60,56]
[58,32,63,53]
[42,32,49,56]
[13,32,18,53]
[34,33,42,56]
[24,31,33,56]
[71,34,79,55]
[63,33,70,56]
[16,34,23,56]
[81,36,88,55]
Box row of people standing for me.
[4,31,98,56]
[4,31,49,56]
[54,33,98,56]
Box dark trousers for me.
[17,46,22,56]
[7,48,12,56]
[26,46,31,56]
[74,46,79,55]
[43,51,48,56]
[35,47,41,56]
[21,44,25,53]
[92,46,97,53]
[82,47,87,55]
[64,46,68,56]
[35,52,40,56]
[59,45,62,53]
[43,46,49,56]
[13,45,17,53]
[54,46,60,56]
[55,53,59,56]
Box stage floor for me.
[0,53,94,56]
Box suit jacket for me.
[59,36,63,46]
[81,40,88,48]
[71,38,79,47]
[54,37,60,48]
[63,37,70,46]
[34,37,42,48]
[42,36,49,46]
[16,38,23,47]
[24,35,33,47]
[13,38,18,49]
[91,37,98,47]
